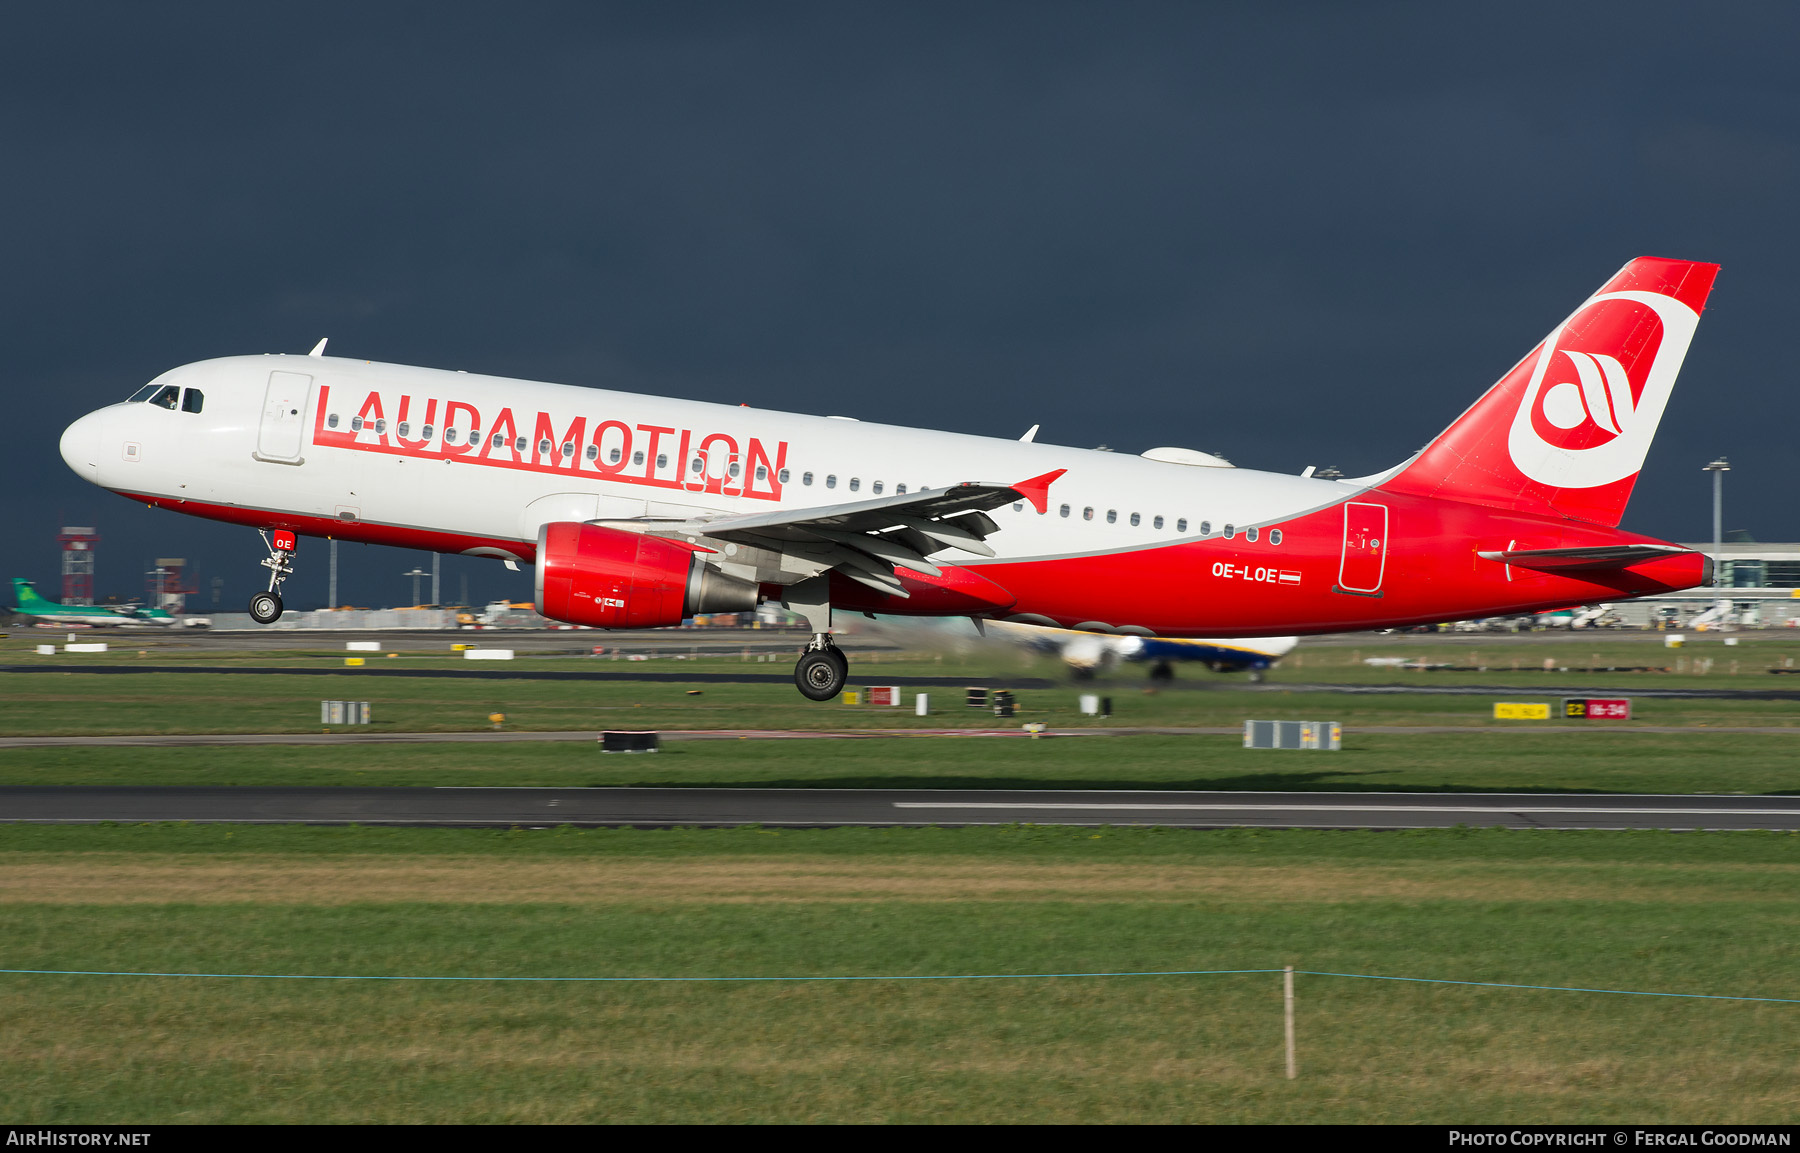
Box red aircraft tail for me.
[1380,257,1720,527]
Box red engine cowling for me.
[535,522,757,629]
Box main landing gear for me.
[794,634,848,701]
[249,529,296,624]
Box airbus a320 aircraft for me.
[59,257,1717,700]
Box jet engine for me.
[535,521,757,629]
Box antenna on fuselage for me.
[308,338,329,357]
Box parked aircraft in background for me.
[987,620,1296,682]
[59,258,1718,698]
[9,578,178,627]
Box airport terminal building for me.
[1605,542,1800,628]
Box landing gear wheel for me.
[795,647,849,701]
[248,591,284,624]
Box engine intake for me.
[535,521,757,629]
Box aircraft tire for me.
[795,648,849,701]
[248,591,284,625]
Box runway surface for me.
[4,724,1799,749]
[4,786,1798,830]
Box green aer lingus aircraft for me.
[10,579,178,627]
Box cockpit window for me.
[181,389,204,414]
[128,384,159,403]
[147,385,180,410]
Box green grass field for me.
[5,731,1800,794]
[3,665,1800,737]
[5,632,1800,1121]
[5,630,1800,794]
[1,823,1796,1123]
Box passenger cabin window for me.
[1198,520,1211,535]
[445,428,458,444]
[1177,518,1189,533]
[181,389,204,414]
[585,445,599,461]
[756,465,768,481]
[872,480,883,495]
[351,416,363,431]
[148,385,180,410]
[608,447,621,463]
[422,424,435,440]
[898,484,908,495]
[375,419,386,435]
[803,472,814,486]
[848,478,860,492]
[1082,507,1094,521]
[515,437,528,452]
[1106,510,1117,524]
[1223,524,1235,539]
[1059,504,1070,518]
[564,443,577,459]
[398,422,411,438]
[538,438,552,454]
[659,454,670,469]
[326,413,339,429]
[1270,529,1283,546]
[1129,512,1140,527]
[778,468,790,483]
[1246,526,1259,542]
[1153,515,1163,529]
[729,461,740,477]
[633,451,645,466]
[826,475,837,489]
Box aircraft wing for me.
[1476,544,1693,572]
[667,470,1064,599]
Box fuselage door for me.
[256,371,313,463]
[1337,501,1389,594]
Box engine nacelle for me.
[535,522,757,629]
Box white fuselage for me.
[60,353,1355,567]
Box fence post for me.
[1284,966,1297,1080]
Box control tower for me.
[58,527,98,605]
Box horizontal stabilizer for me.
[1476,544,1694,571]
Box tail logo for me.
[1507,290,1699,490]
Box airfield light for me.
[1702,457,1730,587]
[403,567,429,607]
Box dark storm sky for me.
[5,2,1796,609]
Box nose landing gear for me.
[249,529,296,624]
[794,634,848,701]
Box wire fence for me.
[2,964,1796,1004]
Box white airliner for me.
[60,257,1717,699]
[985,621,1297,682]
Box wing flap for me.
[689,481,1021,539]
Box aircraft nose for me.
[60,410,104,484]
